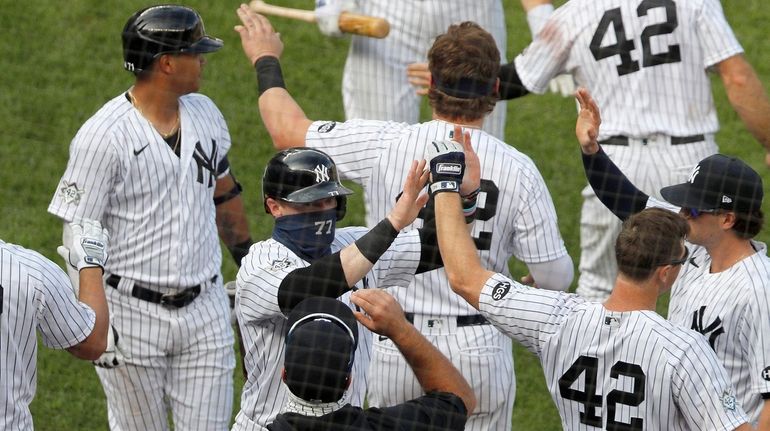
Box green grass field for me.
[1,0,768,429]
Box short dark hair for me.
[427,22,500,122]
[731,208,764,239]
[615,208,690,281]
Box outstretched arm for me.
[235,4,312,150]
[717,54,770,167]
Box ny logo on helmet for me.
[688,165,701,184]
[314,165,330,183]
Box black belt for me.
[106,275,216,308]
[599,134,705,146]
[404,312,489,327]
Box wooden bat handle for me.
[249,0,390,39]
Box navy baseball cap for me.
[284,297,358,403]
[660,154,763,213]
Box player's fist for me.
[224,281,239,326]
[93,325,126,369]
[315,0,355,37]
[427,139,465,194]
[58,219,109,272]
[548,74,577,98]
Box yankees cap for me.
[284,297,358,403]
[661,154,763,213]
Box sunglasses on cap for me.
[681,207,721,218]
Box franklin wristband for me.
[355,218,399,264]
[255,56,286,96]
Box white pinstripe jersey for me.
[479,272,749,430]
[668,240,770,422]
[306,119,568,316]
[233,227,421,430]
[514,0,743,139]
[48,91,230,287]
[0,241,96,430]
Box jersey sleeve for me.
[305,119,398,184]
[672,336,750,429]
[236,241,303,325]
[34,253,96,349]
[513,2,580,94]
[697,0,744,68]
[48,125,121,222]
[366,391,468,430]
[744,285,770,396]
[478,273,582,355]
[371,229,422,288]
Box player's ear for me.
[265,198,283,218]
[719,211,737,231]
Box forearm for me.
[498,63,531,100]
[582,147,649,221]
[255,57,312,150]
[216,196,251,247]
[434,192,494,309]
[390,323,476,415]
[720,55,770,151]
[68,268,109,360]
[756,399,770,431]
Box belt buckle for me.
[160,292,182,309]
[160,289,195,309]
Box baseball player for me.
[1,220,109,429]
[268,294,474,430]
[237,9,574,430]
[231,148,450,430]
[575,88,770,427]
[492,0,770,302]
[48,5,253,430]
[429,135,752,429]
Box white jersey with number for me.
[0,241,96,430]
[306,118,568,316]
[514,0,743,139]
[668,240,770,422]
[232,227,421,431]
[479,272,749,430]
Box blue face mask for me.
[272,208,337,262]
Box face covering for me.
[272,208,337,262]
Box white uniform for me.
[307,118,569,430]
[513,0,743,301]
[479,272,750,430]
[232,227,421,431]
[343,0,507,140]
[0,240,96,430]
[668,240,770,422]
[48,92,235,430]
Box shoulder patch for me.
[720,390,737,411]
[59,181,85,205]
[491,281,511,301]
[266,257,294,272]
[317,122,337,133]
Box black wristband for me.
[255,56,286,96]
[228,238,254,267]
[355,218,399,264]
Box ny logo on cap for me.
[314,165,330,183]
[687,165,701,184]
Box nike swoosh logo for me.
[133,144,150,156]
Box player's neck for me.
[128,83,180,134]
[431,113,484,129]
[706,236,756,273]
[603,276,658,312]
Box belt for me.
[599,134,705,146]
[106,275,216,308]
[404,312,489,327]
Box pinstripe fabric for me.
[233,228,422,430]
[479,272,750,430]
[0,241,96,430]
[513,0,742,300]
[668,240,770,422]
[342,0,508,140]
[306,118,568,430]
[47,91,235,430]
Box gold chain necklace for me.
[128,90,180,139]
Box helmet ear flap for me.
[335,196,347,221]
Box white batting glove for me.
[315,0,355,37]
[548,74,577,98]
[224,281,239,326]
[57,220,109,272]
[93,325,125,369]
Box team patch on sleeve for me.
[317,122,337,133]
[59,181,85,204]
[491,281,511,301]
[266,257,294,272]
[720,390,737,411]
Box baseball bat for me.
[249,0,390,39]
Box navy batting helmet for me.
[122,5,223,74]
[263,148,353,221]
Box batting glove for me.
[427,139,465,194]
[57,219,109,272]
[548,74,577,98]
[224,281,239,327]
[93,325,125,369]
[315,0,344,37]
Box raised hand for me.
[235,4,284,65]
[350,289,409,339]
[406,62,431,96]
[387,160,430,231]
[575,88,601,155]
[58,219,109,272]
